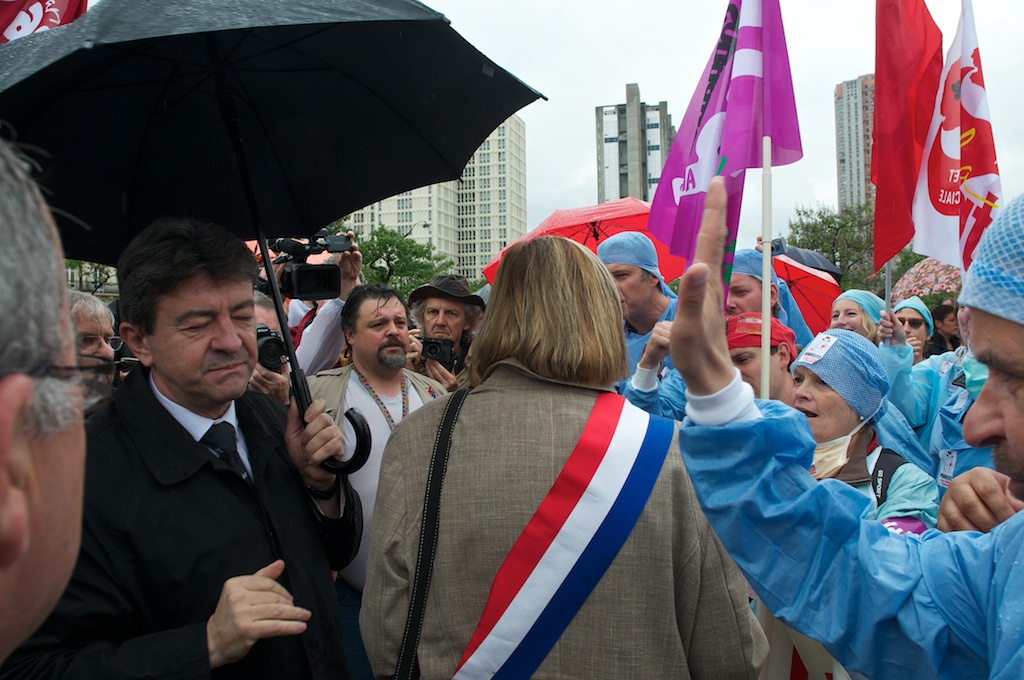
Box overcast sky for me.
[427,0,1024,250]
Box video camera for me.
[271,229,354,300]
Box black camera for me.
[256,323,287,373]
[272,229,355,300]
[420,337,456,371]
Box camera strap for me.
[355,369,409,431]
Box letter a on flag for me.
[911,0,1002,271]
[647,0,802,276]
[1,0,87,44]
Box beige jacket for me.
[362,360,767,679]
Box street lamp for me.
[399,220,431,238]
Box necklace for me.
[355,370,409,431]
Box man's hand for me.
[207,560,310,669]
[335,233,363,301]
[938,467,1024,532]
[638,321,673,371]
[878,311,907,346]
[285,398,343,514]
[424,359,459,391]
[406,328,423,371]
[669,177,734,396]
[249,362,290,405]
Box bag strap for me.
[395,388,469,680]
[872,448,907,508]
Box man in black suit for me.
[3,218,356,679]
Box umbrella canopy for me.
[769,238,842,283]
[772,253,842,335]
[891,257,961,301]
[0,0,543,265]
[481,196,686,284]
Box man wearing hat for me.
[408,274,485,390]
[726,313,797,405]
[729,249,814,347]
[597,232,677,380]
[670,177,1024,678]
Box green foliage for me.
[786,202,925,298]
[358,225,454,298]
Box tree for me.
[358,225,454,298]
[786,202,924,297]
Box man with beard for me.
[3,217,356,679]
[308,284,445,680]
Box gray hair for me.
[67,289,115,330]
[253,290,275,311]
[0,143,80,435]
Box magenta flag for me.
[648,0,802,274]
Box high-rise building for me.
[347,115,527,281]
[596,83,675,203]
[834,74,876,209]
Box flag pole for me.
[760,135,772,400]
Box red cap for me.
[725,313,796,359]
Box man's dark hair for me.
[930,303,956,325]
[340,284,407,335]
[117,218,258,334]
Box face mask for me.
[962,352,989,400]
[809,418,869,481]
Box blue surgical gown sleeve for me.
[678,400,1010,679]
[620,370,688,420]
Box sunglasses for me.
[897,317,925,330]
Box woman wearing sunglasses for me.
[892,296,934,365]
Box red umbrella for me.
[772,254,842,335]
[481,197,687,283]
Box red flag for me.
[1,0,87,45]
[871,0,942,272]
[911,0,1002,270]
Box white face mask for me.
[809,418,869,480]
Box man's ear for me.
[775,342,791,370]
[0,374,34,567]
[119,322,152,368]
[769,283,780,309]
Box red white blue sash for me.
[451,393,673,679]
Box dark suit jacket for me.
[1,368,352,680]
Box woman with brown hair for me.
[361,236,766,679]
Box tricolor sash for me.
[451,393,673,679]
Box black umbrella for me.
[769,237,843,284]
[0,0,541,470]
[0,0,542,265]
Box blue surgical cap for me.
[961,194,1024,326]
[732,249,779,284]
[835,289,885,324]
[893,295,934,336]
[598,232,674,297]
[792,328,890,422]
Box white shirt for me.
[339,376,425,591]
[149,372,254,479]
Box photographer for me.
[249,291,290,405]
[407,274,485,390]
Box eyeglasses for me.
[79,334,124,352]
[897,318,925,330]
[31,355,115,412]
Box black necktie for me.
[201,422,251,484]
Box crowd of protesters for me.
[2,141,1023,680]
